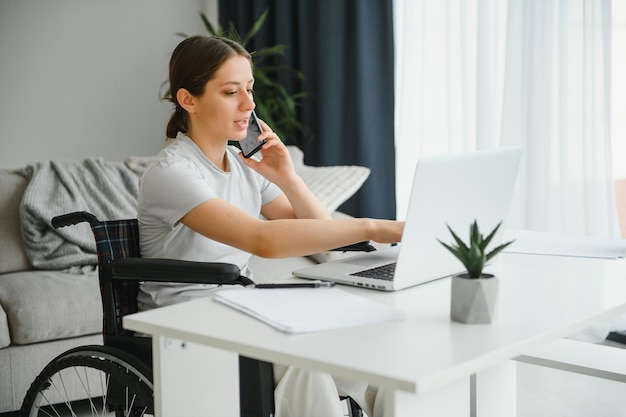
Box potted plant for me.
[438,220,514,324]
[161,9,307,145]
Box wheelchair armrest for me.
[107,258,254,286]
[330,241,377,252]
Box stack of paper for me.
[214,287,405,334]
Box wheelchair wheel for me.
[21,345,154,417]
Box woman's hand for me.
[240,118,331,221]
[370,219,405,244]
[238,119,298,187]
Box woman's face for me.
[191,55,255,142]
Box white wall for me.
[0,0,217,169]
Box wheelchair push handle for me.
[52,211,99,228]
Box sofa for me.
[0,146,372,413]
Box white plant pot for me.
[450,273,499,324]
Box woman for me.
[137,35,403,417]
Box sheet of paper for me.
[214,287,405,334]
[503,230,626,259]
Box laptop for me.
[293,146,522,291]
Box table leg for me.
[381,360,517,417]
[152,336,240,417]
[471,360,517,417]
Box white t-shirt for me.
[137,133,282,308]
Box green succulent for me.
[160,9,307,144]
[438,220,515,278]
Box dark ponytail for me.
[166,103,188,139]
[165,36,252,139]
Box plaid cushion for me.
[91,219,140,336]
[92,219,140,263]
[100,279,139,336]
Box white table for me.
[124,253,626,417]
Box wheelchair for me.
[20,211,374,417]
[20,211,271,417]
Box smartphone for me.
[239,111,267,158]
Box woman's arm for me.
[219,119,402,257]
[181,198,403,259]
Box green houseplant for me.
[439,220,514,324]
[161,9,307,144]
[439,220,514,279]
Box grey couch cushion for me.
[0,306,9,349]
[0,171,32,273]
[0,333,103,413]
[0,269,101,344]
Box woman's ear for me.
[176,88,195,113]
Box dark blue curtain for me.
[219,0,396,219]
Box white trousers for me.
[273,364,384,417]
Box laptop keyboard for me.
[350,262,396,281]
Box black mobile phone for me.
[240,111,267,158]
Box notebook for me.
[293,146,522,291]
